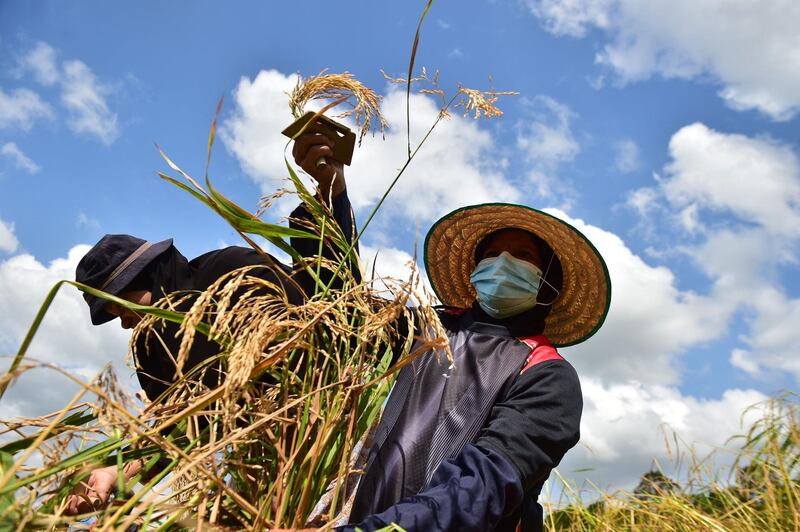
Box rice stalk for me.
[288,70,387,143]
[0,211,446,529]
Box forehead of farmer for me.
[478,228,544,267]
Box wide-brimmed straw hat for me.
[76,234,173,325]
[424,203,611,347]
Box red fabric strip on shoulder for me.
[518,335,563,374]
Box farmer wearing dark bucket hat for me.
[339,203,611,532]
[76,235,174,327]
[75,233,309,395]
[66,131,354,516]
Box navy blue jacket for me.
[342,307,582,531]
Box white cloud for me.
[0,218,19,254]
[222,69,520,225]
[527,0,612,37]
[359,243,433,298]
[360,244,418,282]
[527,0,800,120]
[688,228,777,287]
[0,246,131,418]
[613,138,640,173]
[10,42,120,143]
[516,95,579,199]
[221,70,301,187]
[1,142,40,174]
[662,123,800,237]
[224,73,757,392]
[17,42,59,86]
[61,60,119,144]
[625,186,657,217]
[352,90,519,221]
[0,87,53,131]
[629,123,800,385]
[729,287,800,382]
[560,379,768,490]
[555,209,732,385]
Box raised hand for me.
[292,132,346,201]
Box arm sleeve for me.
[289,190,361,294]
[476,359,582,492]
[338,444,523,532]
[340,360,582,531]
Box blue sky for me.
[1,0,799,493]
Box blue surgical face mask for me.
[469,251,544,319]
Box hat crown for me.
[76,234,148,289]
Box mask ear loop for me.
[535,251,560,306]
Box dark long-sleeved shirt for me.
[134,192,358,400]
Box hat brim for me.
[424,204,611,347]
[87,239,173,325]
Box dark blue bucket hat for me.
[76,234,172,325]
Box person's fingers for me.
[65,494,77,515]
[90,474,114,502]
[291,132,345,194]
[64,480,89,515]
[78,494,97,514]
[65,492,95,515]
[292,133,334,166]
[64,474,113,515]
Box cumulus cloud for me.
[625,186,657,217]
[555,209,732,385]
[730,287,800,382]
[662,123,800,237]
[1,142,40,174]
[0,218,19,254]
[527,0,612,37]
[360,202,739,388]
[516,95,580,199]
[560,379,768,490]
[0,246,131,418]
[0,87,53,131]
[221,70,300,186]
[360,243,433,298]
[352,90,519,220]
[222,69,520,225]
[11,41,120,144]
[527,0,800,120]
[61,60,119,144]
[360,244,418,282]
[629,122,800,385]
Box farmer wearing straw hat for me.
[340,204,610,532]
[65,132,353,515]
